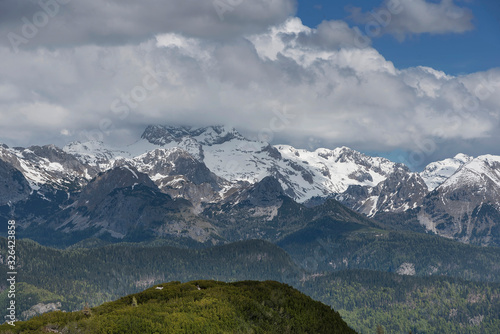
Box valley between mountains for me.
[2,125,500,333]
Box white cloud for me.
[0,0,296,51]
[0,14,498,168]
[248,17,373,65]
[350,0,474,41]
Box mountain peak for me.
[331,146,373,163]
[453,153,472,163]
[420,154,476,191]
[77,165,159,210]
[141,125,245,146]
[226,176,286,208]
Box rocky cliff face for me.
[417,155,500,245]
[49,166,218,243]
[0,158,31,206]
[337,166,428,216]
[21,302,62,321]
[131,148,228,209]
[0,144,94,193]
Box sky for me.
[298,0,500,75]
[0,0,499,170]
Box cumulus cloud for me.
[349,0,474,41]
[0,5,500,170]
[0,11,498,168]
[0,0,296,52]
[248,17,374,62]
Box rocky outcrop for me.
[21,302,62,320]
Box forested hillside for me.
[278,222,500,282]
[0,280,356,334]
[2,238,500,333]
[0,238,301,317]
[300,270,500,334]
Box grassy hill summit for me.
[0,280,357,334]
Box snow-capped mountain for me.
[140,125,245,147]
[61,125,412,207]
[131,148,229,209]
[0,143,99,192]
[133,126,427,218]
[134,125,410,206]
[420,153,473,191]
[338,166,428,216]
[418,155,500,245]
[63,141,130,167]
[1,124,500,246]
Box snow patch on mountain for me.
[1,144,91,191]
[122,165,139,179]
[63,141,129,167]
[277,145,395,194]
[439,155,500,192]
[203,139,274,183]
[420,153,473,191]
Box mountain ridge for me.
[2,124,500,246]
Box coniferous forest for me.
[0,280,356,333]
[1,236,500,333]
